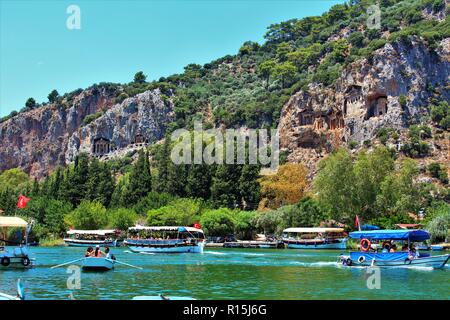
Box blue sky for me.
[0,0,343,117]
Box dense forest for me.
[0,0,449,244]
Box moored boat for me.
[125,226,205,253]
[0,217,33,269]
[81,257,115,271]
[282,227,347,249]
[339,229,450,269]
[63,229,119,247]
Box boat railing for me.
[126,239,188,245]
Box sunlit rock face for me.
[0,88,173,178]
[279,38,450,171]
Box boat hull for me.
[0,247,33,269]
[126,240,205,253]
[81,257,115,271]
[284,239,347,249]
[342,252,450,269]
[64,239,117,247]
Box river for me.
[0,246,448,300]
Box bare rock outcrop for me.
[0,88,173,178]
[279,38,450,172]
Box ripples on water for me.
[0,247,448,300]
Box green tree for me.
[314,148,357,222]
[122,149,152,206]
[200,208,236,236]
[147,198,203,226]
[47,89,59,103]
[108,208,138,230]
[0,168,29,192]
[25,97,36,109]
[134,71,147,84]
[133,192,175,215]
[239,164,261,210]
[234,211,258,240]
[65,200,108,229]
[257,59,276,87]
[272,61,297,88]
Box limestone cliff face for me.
[66,89,174,162]
[279,38,450,171]
[0,88,173,178]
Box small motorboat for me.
[0,217,34,269]
[431,245,444,251]
[0,279,25,300]
[81,257,115,271]
[339,229,450,269]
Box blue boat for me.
[282,228,347,249]
[339,229,450,269]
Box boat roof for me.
[128,225,204,233]
[283,227,345,233]
[0,217,28,228]
[349,229,429,241]
[66,229,116,235]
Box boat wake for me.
[204,251,227,255]
[139,252,155,255]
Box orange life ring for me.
[360,238,371,252]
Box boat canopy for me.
[128,226,204,233]
[283,227,345,233]
[0,217,28,228]
[66,229,116,235]
[349,229,430,241]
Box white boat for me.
[0,280,25,300]
[340,229,450,269]
[125,226,205,254]
[282,227,347,249]
[81,257,115,271]
[0,217,33,269]
[63,229,119,247]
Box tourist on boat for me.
[94,245,103,257]
[85,247,94,257]
[401,244,409,252]
[104,247,116,260]
[389,244,397,253]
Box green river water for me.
[0,246,448,300]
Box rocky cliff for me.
[0,88,173,178]
[279,38,450,172]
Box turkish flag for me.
[355,215,360,229]
[193,223,201,229]
[17,195,31,209]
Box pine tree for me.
[31,178,40,197]
[86,157,102,202]
[211,164,242,208]
[239,164,261,210]
[97,162,115,207]
[49,167,63,199]
[186,164,211,199]
[122,149,152,206]
[155,136,171,193]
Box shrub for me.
[428,162,449,184]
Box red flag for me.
[355,215,360,229]
[17,195,30,209]
[193,223,201,229]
